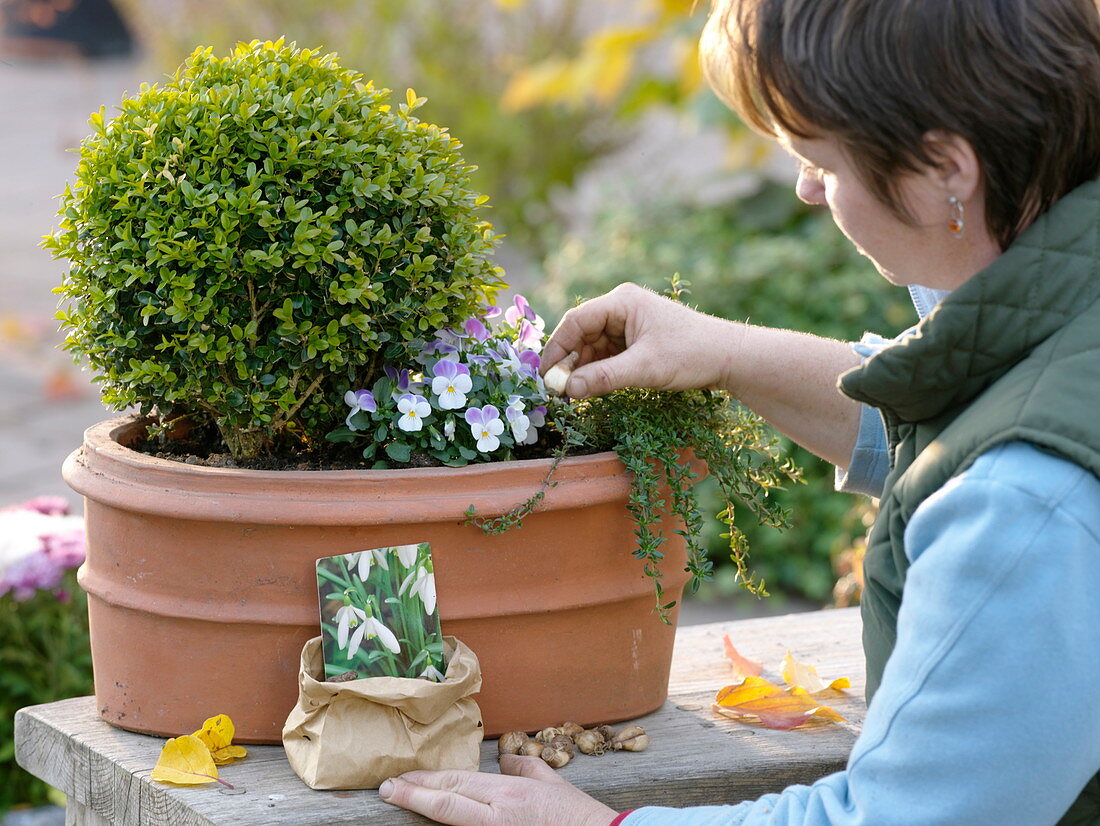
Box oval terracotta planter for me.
[64,415,692,743]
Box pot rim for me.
[64,414,634,524]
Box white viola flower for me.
[430,360,473,410]
[394,544,420,568]
[342,389,377,430]
[464,405,504,453]
[523,405,547,445]
[335,604,367,653]
[347,614,402,658]
[443,418,456,441]
[505,402,531,444]
[420,662,445,682]
[396,393,431,432]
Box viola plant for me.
[327,294,549,467]
[316,543,445,681]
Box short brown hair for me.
[701,0,1100,248]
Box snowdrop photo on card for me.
[316,543,445,682]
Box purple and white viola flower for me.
[504,294,538,326]
[384,367,423,399]
[465,405,504,453]
[435,327,466,350]
[422,338,459,358]
[466,352,493,367]
[343,389,377,430]
[463,317,491,343]
[516,318,543,352]
[518,349,541,378]
[397,393,432,432]
[430,359,473,410]
[494,342,541,380]
[505,401,531,444]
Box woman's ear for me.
[922,130,982,202]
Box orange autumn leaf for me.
[192,714,248,766]
[780,650,851,693]
[713,676,845,730]
[151,734,229,786]
[722,634,763,680]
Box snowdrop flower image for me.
[420,662,445,682]
[394,544,420,568]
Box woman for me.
[379,0,1100,823]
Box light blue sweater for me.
[624,286,1100,826]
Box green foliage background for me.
[0,572,93,813]
[536,183,915,601]
[114,0,621,256]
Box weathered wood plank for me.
[16,608,864,825]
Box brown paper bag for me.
[282,635,483,790]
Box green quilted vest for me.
[839,178,1100,824]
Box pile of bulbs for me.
[497,721,650,769]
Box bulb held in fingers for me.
[544,351,579,397]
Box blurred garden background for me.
[0,0,917,817]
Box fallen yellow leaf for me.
[192,714,248,766]
[714,676,845,730]
[780,651,851,693]
[151,735,225,786]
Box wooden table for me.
[15,608,865,825]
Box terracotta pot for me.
[65,415,692,743]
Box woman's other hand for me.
[378,754,619,826]
[541,282,732,399]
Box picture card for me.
[316,542,445,681]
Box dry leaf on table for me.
[192,713,249,765]
[150,734,229,786]
[713,676,845,731]
[722,634,763,680]
[780,650,851,693]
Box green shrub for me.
[48,40,505,459]
[536,183,914,601]
[0,570,92,814]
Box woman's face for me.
[780,133,1000,291]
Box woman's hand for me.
[541,282,734,399]
[541,281,866,469]
[378,754,619,826]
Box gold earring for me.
[948,196,965,236]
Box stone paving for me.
[0,56,138,511]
